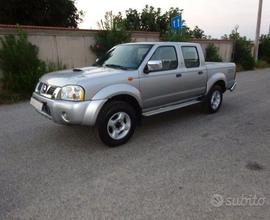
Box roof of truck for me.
[121,42,200,46]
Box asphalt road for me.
[1,69,270,220]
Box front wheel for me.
[96,101,137,147]
[203,85,223,113]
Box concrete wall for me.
[0,25,233,71]
[192,39,233,62]
[0,25,160,69]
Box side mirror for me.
[146,60,163,73]
[95,58,99,63]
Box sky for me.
[76,0,270,40]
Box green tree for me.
[221,34,229,40]
[118,5,185,35]
[161,7,193,41]
[92,12,131,57]
[191,26,206,39]
[93,6,207,56]
[98,11,116,30]
[140,5,161,31]
[161,26,192,42]
[115,5,193,41]
[124,9,141,31]
[229,26,241,40]
[98,11,127,31]
[0,0,83,28]
[205,43,222,62]
[258,35,270,63]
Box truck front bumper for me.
[30,92,107,126]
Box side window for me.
[181,46,200,68]
[150,46,178,71]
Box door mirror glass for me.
[147,60,163,72]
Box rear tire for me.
[203,85,223,113]
[96,101,137,147]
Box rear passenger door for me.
[178,46,207,99]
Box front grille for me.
[47,86,57,95]
[36,82,59,99]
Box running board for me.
[142,100,201,117]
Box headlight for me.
[60,85,85,101]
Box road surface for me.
[0,69,270,219]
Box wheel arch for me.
[92,84,142,107]
[95,94,142,130]
[206,73,227,94]
[92,84,143,125]
[106,94,142,116]
[213,80,226,93]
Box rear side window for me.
[181,46,200,68]
[150,46,178,71]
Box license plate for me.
[30,97,43,111]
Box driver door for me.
[140,46,183,110]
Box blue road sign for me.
[171,15,182,30]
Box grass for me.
[236,64,244,72]
[236,60,270,72]
[256,60,270,69]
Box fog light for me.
[61,112,70,123]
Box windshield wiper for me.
[104,64,129,70]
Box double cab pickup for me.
[31,42,236,146]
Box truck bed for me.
[206,62,236,89]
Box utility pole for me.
[254,0,263,61]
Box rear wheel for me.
[203,85,223,113]
[96,101,137,147]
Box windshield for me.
[94,44,153,70]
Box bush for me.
[239,53,256,71]
[205,43,222,62]
[256,59,270,69]
[161,25,193,42]
[91,30,131,57]
[0,90,29,105]
[232,37,255,71]
[0,29,46,94]
[228,27,255,71]
[258,35,270,63]
[46,61,67,73]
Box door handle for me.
[176,73,182,78]
[198,71,203,75]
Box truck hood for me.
[40,66,123,86]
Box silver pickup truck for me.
[30,42,236,146]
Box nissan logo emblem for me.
[42,84,47,92]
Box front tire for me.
[203,85,223,113]
[96,101,137,147]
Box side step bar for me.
[142,100,201,117]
